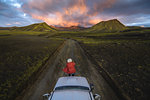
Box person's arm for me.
[63,63,67,71]
[73,62,75,66]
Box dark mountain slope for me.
[11,22,57,32]
[88,19,127,32]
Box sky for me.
[0,0,150,27]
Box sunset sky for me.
[0,0,150,27]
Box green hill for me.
[87,19,127,32]
[11,22,57,32]
[0,27,12,30]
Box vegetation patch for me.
[0,35,64,100]
[77,38,150,100]
[0,30,54,36]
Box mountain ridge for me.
[88,19,127,32]
[11,22,57,32]
[0,19,129,32]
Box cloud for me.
[102,0,150,16]
[0,0,41,27]
[22,0,117,27]
[0,1,18,18]
[6,23,11,26]
[1,0,150,27]
[99,0,150,26]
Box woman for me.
[63,58,76,76]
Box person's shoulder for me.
[67,62,75,65]
[72,62,75,64]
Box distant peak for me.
[112,19,120,22]
[106,19,120,22]
[91,18,126,32]
[97,19,122,25]
[40,22,48,24]
[112,19,118,21]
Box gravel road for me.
[15,39,119,100]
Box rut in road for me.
[16,39,119,100]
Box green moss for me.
[0,35,64,100]
[79,38,150,100]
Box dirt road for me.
[16,39,119,100]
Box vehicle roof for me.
[50,90,92,100]
[54,76,90,89]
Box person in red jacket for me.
[63,58,76,76]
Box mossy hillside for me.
[86,19,127,33]
[11,22,57,32]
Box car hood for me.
[50,90,92,100]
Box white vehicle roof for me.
[49,76,94,100]
[51,90,92,100]
[54,76,90,89]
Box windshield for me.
[55,86,89,91]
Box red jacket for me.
[63,62,76,74]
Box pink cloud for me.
[22,0,117,27]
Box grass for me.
[76,37,150,100]
[0,30,51,36]
[49,26,149,100]
[51,26,150,39]
[0,27,150,100]
[50,27,150,100]
[0,35,64,100]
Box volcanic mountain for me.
[1,19,128,32]
[11,22,57,32]
[0,27,14,30]
[88,19,127,32]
